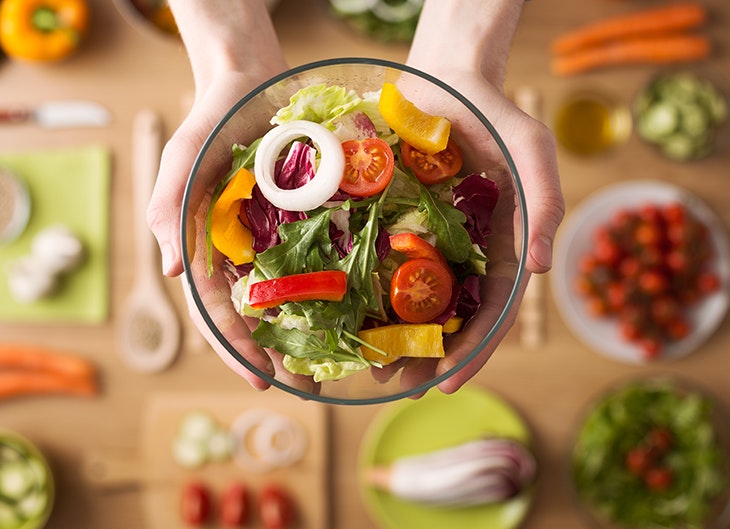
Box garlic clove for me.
[6,255,59,303]
[30,224,85,275]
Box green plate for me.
[358,385,535,529]
[0,146,111,323]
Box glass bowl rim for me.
[181,56,528,405]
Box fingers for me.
[181,271,273,391]
[505,112,565,275]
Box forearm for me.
[168,0,286,91]
[407,0,527,86]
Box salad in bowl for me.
[181,58,527,404]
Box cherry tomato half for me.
[180,481,211,527]
[390,258,453,323]
[259,484,296,529]
[220,482,250,527]
[401,137,463,185]
[339,138,394,197]
[389,232,455,284]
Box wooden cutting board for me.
[86,390,329,529]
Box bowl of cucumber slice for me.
[633,70,727,162]
[0,431,54,529]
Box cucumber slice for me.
[330,0,378,14]
[637,102,678,141]
[371,0,423,22]
[0,501,21,529]
[16,490,48,520]
[178,411,217,443]
[661,134,696,161]
[0,462,34,500]
[171,435,207,469]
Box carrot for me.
[0,343,96,379]
[551,2,708,56]
[551,34,711,76]
[0,370,98,400]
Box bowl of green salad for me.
[570,376,730,529]
[181,57,527,404]
[0,430,54,529]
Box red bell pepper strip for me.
[389,233,456,284]
[248,271,348,310]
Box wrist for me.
[169,0,287,90]
[407,0,525,85]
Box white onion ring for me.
[230,408,308,473]
[254,120,345,211]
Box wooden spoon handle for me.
[132,110,163,282]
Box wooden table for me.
[1,1,729,528]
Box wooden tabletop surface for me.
[1,1,729,528]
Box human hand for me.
[145,0,291,390]
[399,68,564,396]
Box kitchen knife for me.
[0,101,111,129]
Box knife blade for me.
[0,101,112,129]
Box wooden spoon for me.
[118,110,181,373]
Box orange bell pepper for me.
[0,0,89,62]
[210,167,256,266]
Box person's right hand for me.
[146,0,289,390]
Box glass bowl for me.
[568,375,730,529]
[0,430,55,529]
[181,58,527,405]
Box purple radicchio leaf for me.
[331,111,378,141]
[453,173,499,248]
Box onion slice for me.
[254,120,345,211]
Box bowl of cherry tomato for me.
[552,180,730,363]
[181,58,527,404]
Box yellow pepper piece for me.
[210,167,256,265]
[442,317,463,334]
[359,323,445,366]
[378,82,451,155]
[0,0,89,63]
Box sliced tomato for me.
[248,270,347,310]
[259,484,296,529]
[390,258,453,323]
[220,482,250,527]
[339,138,394,197]
[180,481,211,527]
[389,232,455,284]
[401,137,463,185]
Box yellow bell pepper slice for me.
[378,82,451,155]
[359,323,445,366]
[210,167,256,265]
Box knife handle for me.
[0,108,32,124]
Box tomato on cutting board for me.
[339,138,394,197]
[220,482,251,527]
[180,481,211,527]
[401,137,463,185]
[259,484,297,529]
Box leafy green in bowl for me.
[571,377,730,529]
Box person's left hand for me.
[397,64,565,396]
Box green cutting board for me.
[0,146,111,323]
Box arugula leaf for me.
[252,321,365,364]
[254,208,335,280]
[417,183,471,263]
